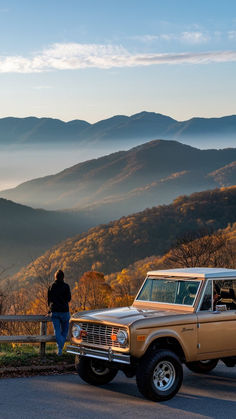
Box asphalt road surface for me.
[0,363,235,419]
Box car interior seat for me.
[218,288,236,310]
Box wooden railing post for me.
[40,320,47,358]
[0,315,56,350]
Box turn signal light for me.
[111,334,117,341]
[137,335,146,342]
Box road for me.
[0,363,235,419]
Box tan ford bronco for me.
[67,268,236,401]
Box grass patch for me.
[0,344,74,368]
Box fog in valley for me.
[1,136,235,194]
[0,144,131,192]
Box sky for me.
[0,0,236,122]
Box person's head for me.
[55,269,64,282]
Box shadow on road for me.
[171,392,236,418]
[98,366,236,417]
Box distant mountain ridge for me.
[1,140,236,224]
[0,111,236,147]
[0,116,90,144]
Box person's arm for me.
[48,286,51,307]
[67,284,71,303]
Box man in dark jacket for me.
[48,269,71,355]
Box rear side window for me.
[213,280,236,310]
[200,279,236,311]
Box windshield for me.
[136,277,201,306]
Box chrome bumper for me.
[67,344,131,365]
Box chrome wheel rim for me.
[153,361,176,391]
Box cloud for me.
[130,35,159,42]
[228,30,236,40]
[0,43,236,73]
[180,31,209,44]
[160,31,209,43]
[131,31,209,44]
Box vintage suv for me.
[67,268,236,401]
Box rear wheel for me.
[76,356,118,385]
[186,359,218,374]
[136,350,183,402]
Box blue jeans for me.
[52,312,70,354]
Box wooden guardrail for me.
[0,315,56,357]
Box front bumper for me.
[67,344,131,365]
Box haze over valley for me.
[0,111,236,191]
[1,139,236,216]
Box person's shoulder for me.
[49,281,57,290]
[63,282,71,290]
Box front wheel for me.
[186,359,218,374]
[76,356,118,385]
[136,350,183,402]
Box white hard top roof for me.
[147,268,236,279]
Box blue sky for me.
[0,0,236,122]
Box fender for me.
[132,327,197,362]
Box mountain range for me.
[0,111,236,148]
[1,140,236,224]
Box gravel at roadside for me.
[0,363,75,378]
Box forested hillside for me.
[0,198,91,274]
[105,223,236,298]
[13,186,236,288]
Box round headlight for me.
[117,330,128,345]
[72,324,82,338]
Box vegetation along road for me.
[0,363,235,419]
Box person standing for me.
[48,269,71,355]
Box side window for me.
[200,280,212,311]
[214,280,236,310]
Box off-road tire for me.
[76,356,117,385]
[136,349,183,402]
[186,359,218,374]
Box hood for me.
[71,305,191,327]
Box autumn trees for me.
[2,225,235,317]
[105,228,236,302]
[167,230,235,268]
[71,271,112,312]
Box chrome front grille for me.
[79,322,128,348]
